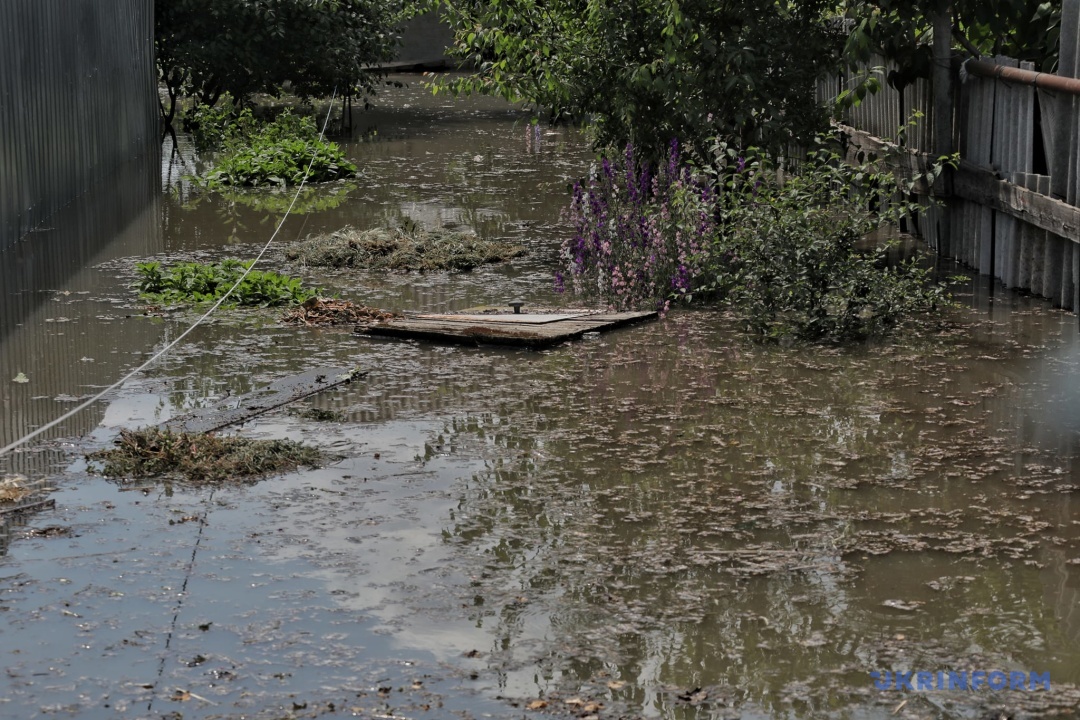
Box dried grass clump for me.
[0,475,32,504]
[87,428,320,485]
[281,297,397,327]
[286,221,525,272]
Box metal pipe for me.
[966,58,1080,96]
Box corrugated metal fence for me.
[0,0,157,251]
[820,2,1080,311]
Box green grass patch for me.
[87,428,321,485]
[136,259,318,307]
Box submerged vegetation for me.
[286,220,525,272]
[87,428,321,485]
[561,137,950,343]
[136,259,318,307]
[208,182,357,215]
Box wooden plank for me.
[952,160,1080,241]
[838,124,1080,245]
[364,311,658,349]
[841,126,941,195]
[160,367,365,434]
[410,312,592,324]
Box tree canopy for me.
[842,0,1062,90]
[155,0,418,125]
[436,0,842,160]
[436,0,1063,160]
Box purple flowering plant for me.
[558,133,951,342]
[559,139,715,311]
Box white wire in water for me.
[0,89,341,459]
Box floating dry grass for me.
[87,428,320,485]
[286,221,525,272]
[281,297,397,327]
[289,406,346,422]
[0,475,32,504]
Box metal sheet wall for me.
[817,0,1080,310]
[0,0,156,251]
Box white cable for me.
[0,89,341,458]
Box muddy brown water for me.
[2,77,1080,719]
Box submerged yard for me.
[2,77,1080,719]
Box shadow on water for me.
[0,152,161,339]
[0,151,161,475]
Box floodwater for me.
[2,76,1080,719]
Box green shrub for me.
[136,259,318,307]
[189,100,357,188]
[184,95,247,152]
[560,136,952,343]
[708,142,950,342]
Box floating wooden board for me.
[160,367,365,434]
[363,310,658,348]
[410,312,591,324]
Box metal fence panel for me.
[0,0,156,251]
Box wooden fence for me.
[820,2,1080,311]
[0,0,157,252]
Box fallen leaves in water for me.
[281,297,396,327]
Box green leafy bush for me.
[561,137,952,343]
[136,259,318,307]
[191,103,358,188]
[184,95,247,152]
[709,143,949,342]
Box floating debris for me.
[0,475,32,504]
[286,220,525,272]
[281,297,397,327]
[87,428,321,485]
[289,406,346,422]
[364,309,658,348]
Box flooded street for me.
[3,77,1080,719]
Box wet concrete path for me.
[3,77,1080,719]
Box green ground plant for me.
[136,259,318,307]
[189,102,357,188]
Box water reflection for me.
[0,152,161,476]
